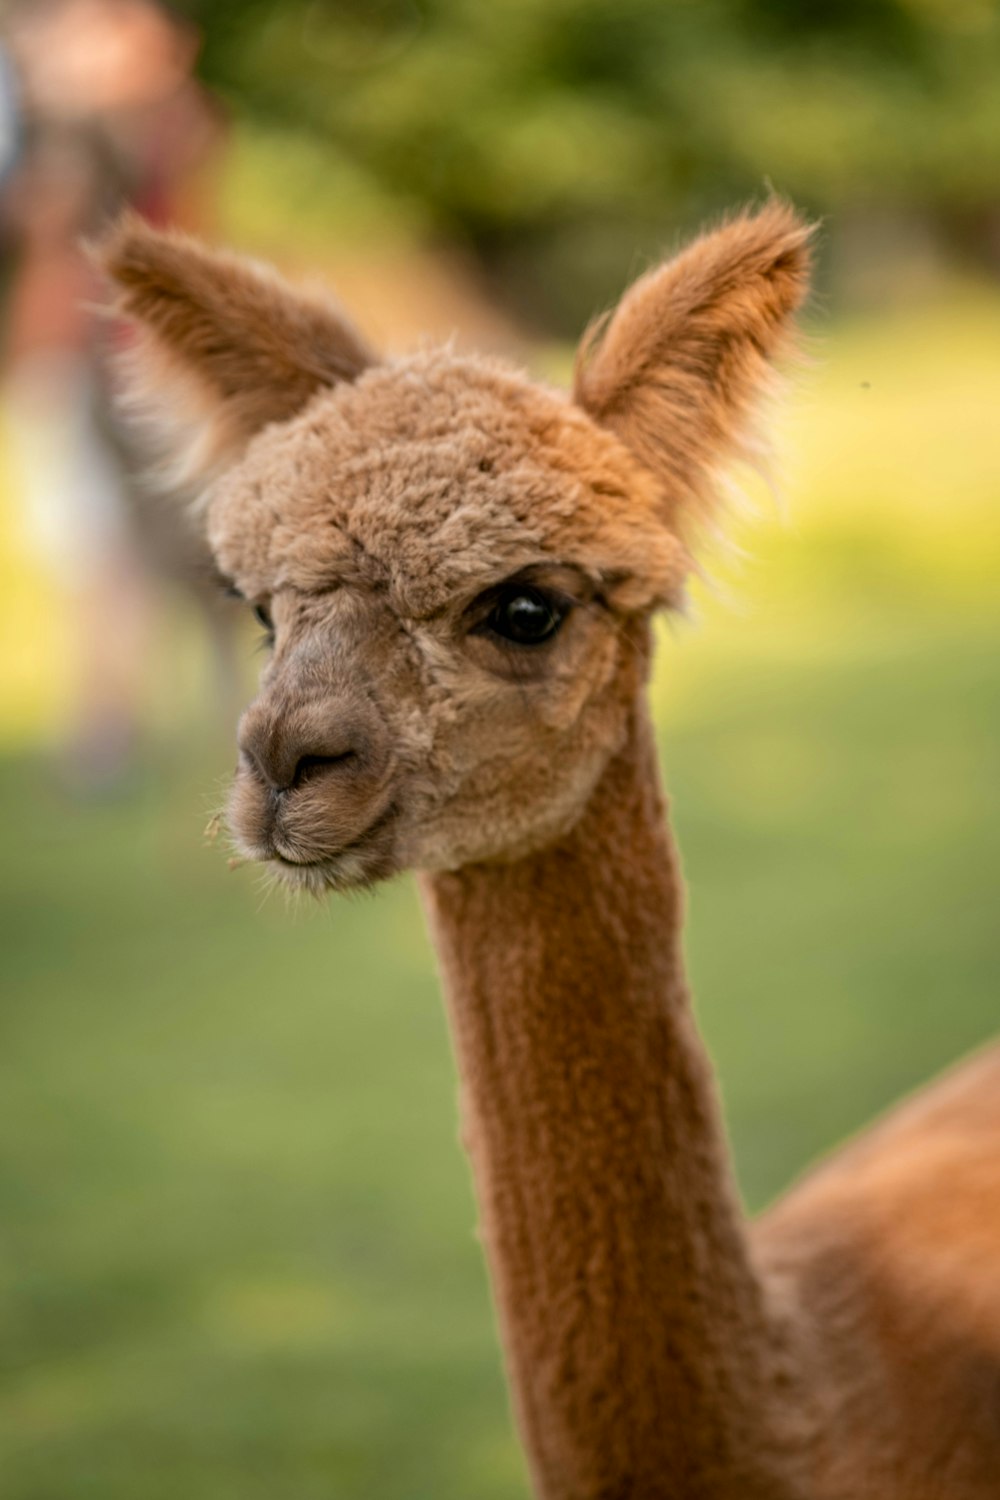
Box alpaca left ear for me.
[574,200,813,535]
[95,215,377,491]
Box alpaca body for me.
[758,1044,1000,1500]
[98,203,1000,1499]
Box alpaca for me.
[98,203,1000,1500]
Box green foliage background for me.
[178,0,1000,324]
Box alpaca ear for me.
[573,201,813,536]
[95,215,377,489]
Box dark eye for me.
[252,602,274,641]
[486,587,567,646]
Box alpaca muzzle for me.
[228,691,397,879]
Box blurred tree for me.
[175,0,1000,329]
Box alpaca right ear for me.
[574,201,813,538]
[95,216,377,490]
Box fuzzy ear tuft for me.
[94,215,377,489]
[574,200,813,537]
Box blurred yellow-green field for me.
[1,265,998,1498]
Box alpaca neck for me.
[420,699,799,1499]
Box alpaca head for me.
[99,203,811,890]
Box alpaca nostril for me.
[291,750,357,789]
[239,746,357,793]
[237,701,378,793]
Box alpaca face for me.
[212,354,684,889]
[98,201,810,888]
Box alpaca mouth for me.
[265,801,401,893]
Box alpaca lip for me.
[267,801,400,884]
[271,848,320,869]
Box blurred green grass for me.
[1,290,999,1497]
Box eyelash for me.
[226,585,274,645]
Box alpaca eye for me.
[252,602,273,637]
[486,587,566,646]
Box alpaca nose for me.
[237,702,373,792]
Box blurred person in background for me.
[0,0,232,789]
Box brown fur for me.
[97,203,1000,1499]
[575,200,811,533]
[97,213,375,485]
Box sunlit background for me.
[1,3,998,1496]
